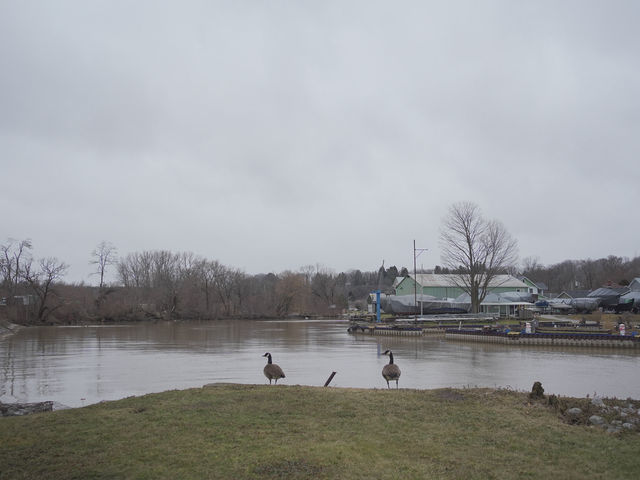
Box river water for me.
[1,319,639,407]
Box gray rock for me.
[567,407,583,416]
[611,420,623,426]
[589,415,606,425]
[622,423,636,430]
[0,401,53,417]
[606,426,622,434]
[591,397,606,408]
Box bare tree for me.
[0,238,33,299]
[274,271,305,317]
[578,259,599,290]
[213,264,245,317]
[25,257,69,323]
[311,267,337,306]
[521,256,542,275]
[90,241,118,289]
[440,202,518,313]
[197,259,219,315]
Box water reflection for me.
[1,319,639,407]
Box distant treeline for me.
[2,237,639,324]
[519,255,640,294]
[1,239,405,324]
[432,255,640,294]
[99,250,403,321]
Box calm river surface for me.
[1,319,639,407]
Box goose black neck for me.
[388,352,394,364]
[267,354,272,364]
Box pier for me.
[347,324,426,336]
[445,330,639,349]
[348,319,639,349]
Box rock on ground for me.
[0,401,54,417]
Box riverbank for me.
[1,385,638,479]
[0,319,21,339]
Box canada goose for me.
[262,352,286,384]
[382,350,401,389]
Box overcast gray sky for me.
[1,1,639,284]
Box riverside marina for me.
[1,318,639,407]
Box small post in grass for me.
[324,371,337,387]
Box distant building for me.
[556,290,592,300]
[13,295,37,306]
[620,278,640,312]
[588,286,630,308]
[518,277,547,298]
[628,278,640,292]
[395,273,529,300]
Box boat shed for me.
[395,274,529,300]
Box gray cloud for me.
[1,1,639,282]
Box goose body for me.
[382,350,401,389]
[262,352,285,384]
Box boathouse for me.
[394,274,529,300]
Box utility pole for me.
[413,240,428,319]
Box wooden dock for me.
[347,321,639,349]
[347,324,426,336]
[445,330,639,349]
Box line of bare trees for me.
[520,255,640,294]
[3,233,638,325]
[1,237,395,324]
[111,251,396,320]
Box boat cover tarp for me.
[620,291,640,306]
[383,294,469,315]
[453,292,534,304]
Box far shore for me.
[0,319,22,339]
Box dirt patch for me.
[253,459,326,479]
[436,389,465,402]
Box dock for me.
[445,329,639,349]
[347,314,496,337]
[348,318,639,349]
[347,324,426,336]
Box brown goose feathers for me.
[262,352,285,384]
[382,350,401,389]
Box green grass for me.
[1,385,638,479]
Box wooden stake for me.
[324,371,337,387]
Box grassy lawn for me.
[1,385,639,479]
